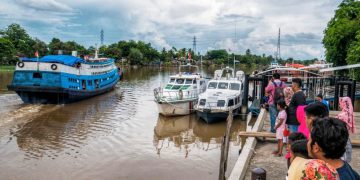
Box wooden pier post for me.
[219,110,234,180]
[242,74,249,114]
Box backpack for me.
[273,81,284,106]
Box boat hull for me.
[7,82,117,104]
[197,109,238,124]
[156,100,195,116]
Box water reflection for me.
[13,89,125,159]
[153,115,246,157]
[0,72,13,93]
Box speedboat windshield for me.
[185,79,193,84]
[217,82,229,89]
[230,83,240,90]
[208,82,218,89]
[176,79,184,84]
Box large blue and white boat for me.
[7,54,121,104]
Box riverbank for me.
[0,65,15,72]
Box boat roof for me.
[21,55,86,66]
[169,73,202,79]
[208,79,242,83]
[255,67,322,76]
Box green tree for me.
[0,38,16,64]
[1,23,35,57]
[206,49,228,63]
[48,38,64,54]
[346,33,360,78]
[32,38,48,57]
[323,0,360,79]
[128,48,143,65]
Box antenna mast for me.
[276,28,281,61]
[100,29,104,45]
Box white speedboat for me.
[194,67,245,123]
[154,64,206,116]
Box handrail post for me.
[334,78,339,110]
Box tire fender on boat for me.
[18,62,24,68]
[51,64,57,70]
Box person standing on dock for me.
[316,93,330,110]
[304,102,329,137]
[284,87,294,106]
[337,97,356,163]
[286,78,306,133]
[265,73,286,133]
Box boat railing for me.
[154,88,203,102]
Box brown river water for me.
[0,67,249,180]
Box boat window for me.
[165,84,172,90]
[218,82,229,89]
[228,99,234,106]
[176,79,184,84]
[193,79,197,84]
[95,79,99,89]
[169,78,175,83]
[230,83,240,90]
[180,85,190,90]
[208,82,218,89]
[33,72,42,79]
[82,80,86,90]
[217,100,225,107]
[199,99,206,106]
[171,85,182,90]
[185,79,192,84]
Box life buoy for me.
[18,62,24,68]
[51,64,57,70]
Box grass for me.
[0,65,15,72]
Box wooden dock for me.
[228,109,267,180]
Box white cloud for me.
[14,0,73,12]
[0,0,342,59]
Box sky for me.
[0,0,342,60]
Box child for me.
[286,132,307,168]
[273,99,287,156]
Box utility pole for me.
[276,28,281,61]
[193,36,196,59]
[100,29,104,46]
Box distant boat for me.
[153,64,206,116]
[7,54,121,104]
[194,67,245,123]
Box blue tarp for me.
[21,55,85,66]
